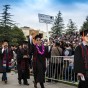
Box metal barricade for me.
[46,56,78,84]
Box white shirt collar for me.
[83,41,88,46]
[29,35,32,44]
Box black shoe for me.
[46,79,51,82]
[33,81,37,88]
[40,83,45,88]
[4,80,7,84]
[24,83,29,85]
[23,79,29,85]
[2,77,4,81]
[18,80,21,84]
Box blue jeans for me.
[2,72,7,80]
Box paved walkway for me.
[0,71,77,88]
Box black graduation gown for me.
[0,48,3,73]
[0,48,13,73]
[32,45,50,83]
[74,44,87,75]
[17,48,30,80]
[74,44,88,88]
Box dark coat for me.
[0,48,3,73]
[44,45,51,59]
[17,47,30,79]
[0,48,13,73]
[74,44,88,75]
[31,44,50,83]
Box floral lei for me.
[36,44,45,55]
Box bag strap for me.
[57,47,61,56]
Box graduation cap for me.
[22,41,28,44]
[18,41,23,46]
[80,29,88,41]
[34,34,43,40]
[2,39,9,43]
[18,41,28,46]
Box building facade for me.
[21,26,50,40]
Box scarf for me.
[81,44,88,69]
[3,48,13,68]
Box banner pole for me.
[46,23,49,42]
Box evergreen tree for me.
[0,5,14,27]
[51,11,64,37]
[66,19,77,34]
[0,26,26,45]
[0,5,25,45]
[0,26,11,42]
[11,26,26,45]
[81,16,88,30]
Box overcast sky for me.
[0,0,88,32]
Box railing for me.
[46,56,78,85]
[11,55,78,85]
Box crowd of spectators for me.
[48,31,82,56]
[45,32,81,82]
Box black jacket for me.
[74,44,87,75]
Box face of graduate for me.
[3,42,8,49]
[23,44,27,48]
[84,35,88,43]
[36,38,42,45]
[19,45,22,49]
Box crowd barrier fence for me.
[46,56,78,85]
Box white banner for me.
[38,13,54,24]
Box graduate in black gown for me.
[74,29,88,88]
[0,40,13,84]
[29,34,51,88]
[16,41,30,85]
